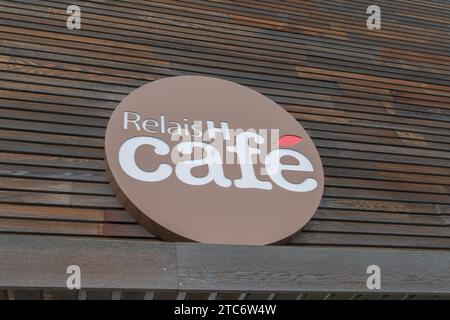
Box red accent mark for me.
[278,135,303,147]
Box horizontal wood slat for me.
[1,234,450,293]
[0,0,448,250]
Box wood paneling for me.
[2,234,449,295]
[176,241,450,293]
[0,0,448,250]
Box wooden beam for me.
[111,291,121,300]
[0,234,177,291]
[0,234,449,294]
[176,243,450,294]
[77,290,87,300]
[208,292,218,300]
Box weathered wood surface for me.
[0,0,448,249]
[0,234,449,294]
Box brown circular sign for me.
[105,76,324,245]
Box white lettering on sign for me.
[206,120,231,140]
[123,112,208,137]
[118,116,318,192]
[119,137,172,182]
[228,131,272,190]
[176,142,232,187]
[265,149,317,192]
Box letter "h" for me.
[206,121,230,140]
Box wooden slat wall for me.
[0,0,449,249]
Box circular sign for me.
[105,76,324,245]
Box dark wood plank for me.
[176,242,450,293]
[1,234,449,294]
[0,234,176,290]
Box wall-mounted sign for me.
[105,76,324,245]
